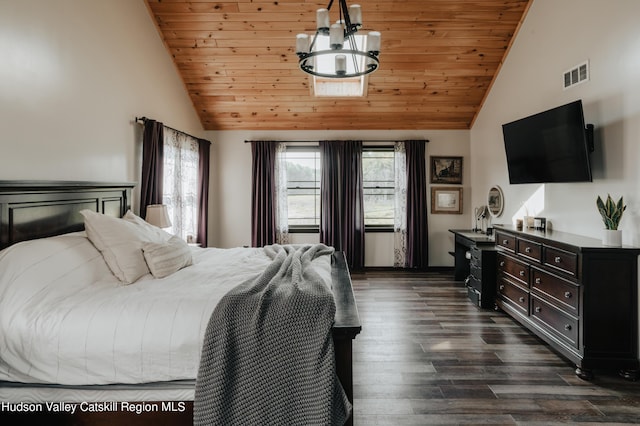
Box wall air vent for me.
[563,61,589,89]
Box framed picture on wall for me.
[430,156,463,184]
[431,187,463,214]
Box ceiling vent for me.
[563,61,589,89]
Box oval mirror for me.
[487,185,504,217]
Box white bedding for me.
[0,233,332,386]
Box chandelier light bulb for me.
[329,23,344,50]
[296,34,309,54]
[316,8,330,31]
[366,31,381,53]
[335,55,347,75]
[349,5,362,27]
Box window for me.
[285,147,321,229]
[283,145,395,232]
[163,127,200,241]
[362,147,394,229]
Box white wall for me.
[470,0,640,247]
[207,129,470,267]
[0,0,202,210]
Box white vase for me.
[602,229,622,247]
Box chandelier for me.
[295,0,381,79]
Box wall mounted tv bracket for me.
[586,124,595,152]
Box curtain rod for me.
[135,116,203,141]
[244,139,429,143]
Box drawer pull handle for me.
[499,285,505,291]
[519,270,525,277]
[503,239,509,245]
[554,256,562,263]
[564,324,572,331]
[535,306,541,313]
[525,247,531,253]
[564,291,572,299]
[499,261,505,267]
[535,278,541,284]
[518,297,525,303]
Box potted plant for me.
[596,194,626,246]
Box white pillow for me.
[142,236,193,279]
[80,210,170,284]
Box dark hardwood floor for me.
[350,269,640,425]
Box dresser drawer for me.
[544,246,578,277]
[517,238,542,263]
[531,295,579,349]
[470,263,482,280]
[468,274,482,292]
[531,268,579,315]
[497,276,529,315]
[497,253,529,287]
[496,232,516,252]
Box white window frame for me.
[362,146,395,231]
[284,146,321,232]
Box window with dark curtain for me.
[250,141,277,247]
[404,140,429,268]
[140,119,210,246]
[320,140,365,269]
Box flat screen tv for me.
[502,100,593,184]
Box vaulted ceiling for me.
[144,0,531,131]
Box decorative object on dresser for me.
[494,225,640,380]
[596,194,626,247]
[473,205,489,232]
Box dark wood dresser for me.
[494,225,640,380]
[449,230,497,309]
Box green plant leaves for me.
[596,194,626,230]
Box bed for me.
[0,181,361,425]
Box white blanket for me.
[0,233,332,385]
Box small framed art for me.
[430,156,463,184]
[431,187,463,214]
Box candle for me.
[296,34,309,54]
[316,8,329,31]
[349,5,362,26]
[367,31,381,53]
[335,54,347,75]
[330,23,344,50]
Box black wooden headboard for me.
[0,181,135,250]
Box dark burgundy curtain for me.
[319,142,342,249]
[405,140,429,268]
[320,141,365,269]
[140,119,164,219]
[251,141,277,247]
[197,138,211,247]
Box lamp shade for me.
[145,204,171,228]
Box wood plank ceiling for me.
[145,0,531,131]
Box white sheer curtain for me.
[163,127,199,242]
[394,141,408,267]
[275,142,289,244]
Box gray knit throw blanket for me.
[194,244,352,426]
